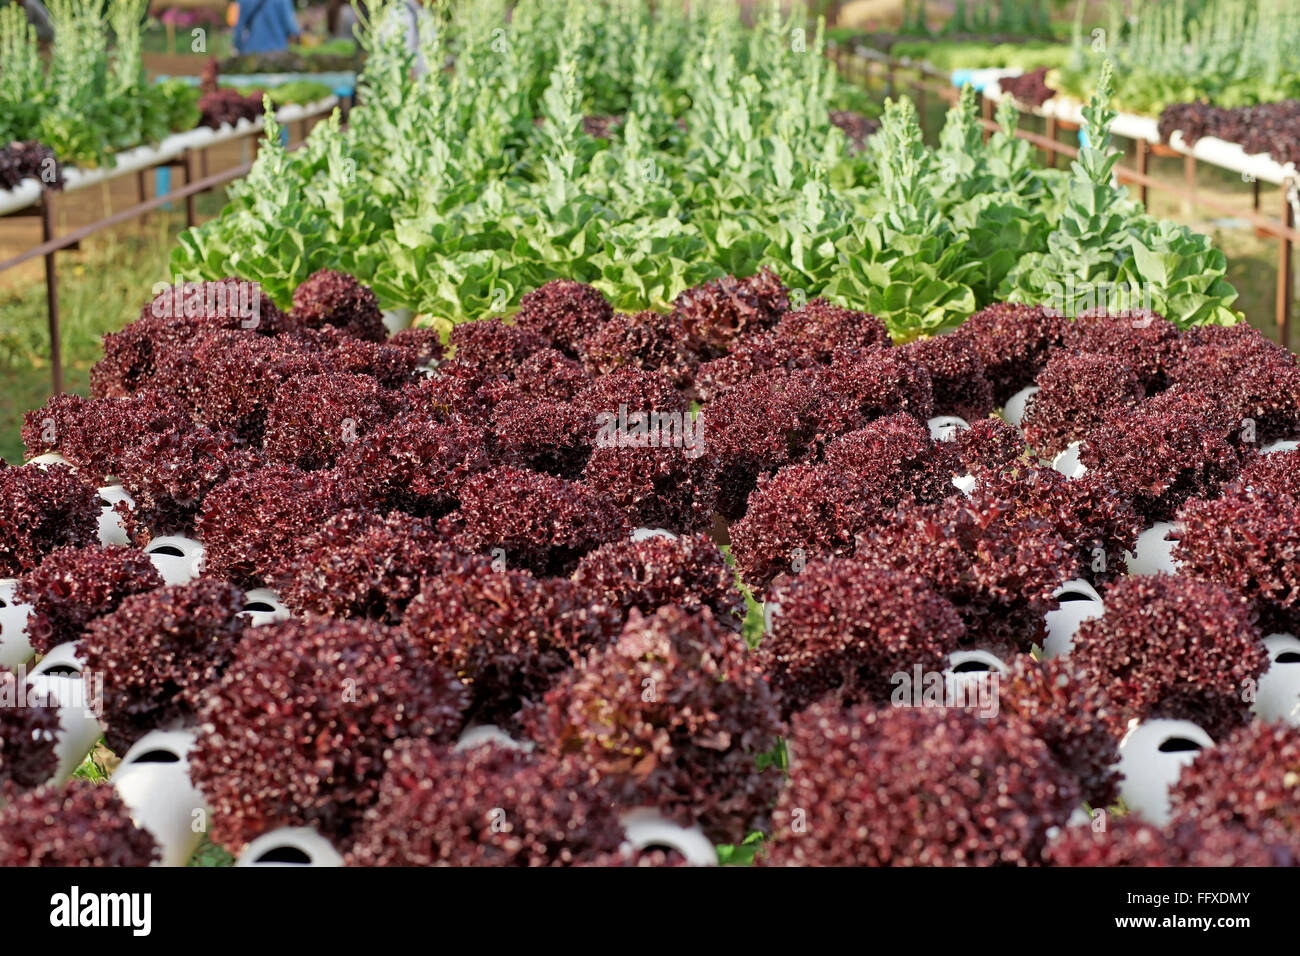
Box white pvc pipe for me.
[943,649,1008,710]
[453,724,533,753]
[96,484,134,547]
[23,452,71,469]
[630,527,677,543]
[0,98,339,217]
[1051,441,1087,479]
[380,308,414,335]
[985,85,1296,187]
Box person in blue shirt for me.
[233,0,300,55]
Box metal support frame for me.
[1,116,326,396]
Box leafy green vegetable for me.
[1004,59,1238,327]
[0,0,202,168]
[170,0,1239,337]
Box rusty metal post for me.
[1136,140,1149,207]
[40,192,63,396]
[183,150,196,229]
[1281,186,1295,349]
[1253,176,1267,240]
[1045,114,1058,168]
[136,169,148,224]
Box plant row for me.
[1,261,1297,865]
[0,0,200,169]
[1052,0,1300,116]
[170,0,1237,340]
[1158,100,1300,170]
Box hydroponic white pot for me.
[235,827,344,867]
[454,724,534,753]
[25,642,105,784]
[926,415,969,443]
[24,452,71,469]
[630,527,678,543]
[1123,522,1180,576]
[1261,439,1300,455]
[1254,633,1300,727]
[0,579,34,670]
[943,649,1008,707]
[381,308,414,335]
[1116,718,1214,827]
[112,728,208,867]
[1051,441,1087,479]
[1042,578,1105,659]
[239,588,291,627]
[144,536,205,586]
[96,484,135,547]
[1001,385,1038,430]
[618,808,716,866]
[951,473,977,496]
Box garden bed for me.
[0,0,1297,873]
[0,97,339,218]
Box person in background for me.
[328,0,363,39]
[13,0,52,41]
[232,0,300,55]
[403,0,430,76]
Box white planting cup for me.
[144,536,205,587]
[1254,633,1300,726]
[1116,718,1214,826]
[236,827,345,867]
[1123,522,1180,576]
[0,578,34,670]
[239,588,291,627]
[1001,385,1039,430]
[927,415,970,443]
[112,728,208,867]
[1042,579,1105,659]
[618,808,716,866]
[25,642,105,784]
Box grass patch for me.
[71,741,118,783]
[188,836,236,867]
